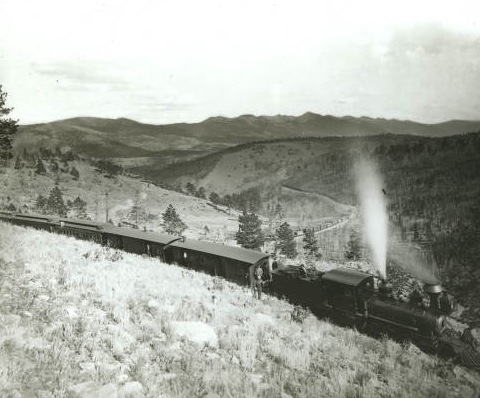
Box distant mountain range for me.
[16,112,480,161]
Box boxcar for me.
[54,218,108,243]
[9,213,57,232]
[102,225,180,260]
[167,239,270,286]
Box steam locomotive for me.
[269,266,457,356]
[1,212,479,368]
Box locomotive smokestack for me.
[424,283,443,310]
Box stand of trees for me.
[35,187,89,218]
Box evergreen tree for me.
[0,86,18,162]
[70,196,88,219]
[70,166,80,180]
[195,186,206,199]
[46,186,67,216]
[209,192,221,204]
[303,228,319,257]
[35,195,47,214]
[50,160,59,174]
[236,211,264,250]
[162,204,187,235]
[276,222,297,258]
[274,203,283,219]
[35,158,47,175]
[186,182,196,196]
[345,229,362,261]
[14,155,21,170]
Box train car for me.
[0,211,12,223]
[270,267,375,323]
[167,238,269,285]
[9,213,57,232]
[53,218,108,243]
[102,225,181,260]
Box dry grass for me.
[0,222,479,397]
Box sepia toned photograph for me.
[1,0,480,397]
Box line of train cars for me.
[1,212,479,368]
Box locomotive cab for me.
[320,268,375,324]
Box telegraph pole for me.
[105,192,109,222]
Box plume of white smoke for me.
[109,199,134,218]
[388,231,440,285]
[355,158,388,280]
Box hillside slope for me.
[0,155,243,241]
[1,223,479,397]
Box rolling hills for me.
[15,113,480,167]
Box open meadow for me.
[1,222,479,397]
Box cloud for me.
[33,60,131,91]
[385,22,480,58]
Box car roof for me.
[170,239,269,265]
[103,224,180,245]
[12,213,56,223]
[57,217,109,230]
[321,267,373,286]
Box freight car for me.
[1,212,479,367]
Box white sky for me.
[1,0,480,125]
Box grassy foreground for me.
[0,223,479,398]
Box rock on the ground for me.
[118,381,144,398]
[170,321,218,348]
[68,382,117,398]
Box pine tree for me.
[303,228,319,257]
[209,192,221,204]
[186,182,196,196]
[276,222,297,258]
[195,186,206,199]
[345,229,362,261]
[0,86,18,163]
[46,186,67,216]
[70,196,88,219]
[14,155,21,170]
[236,211,264,250]
[162,204,187,235]
[35,195,47,214]
[35,158,46,175]
[70,166,80,180]
[50,160,59,174]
